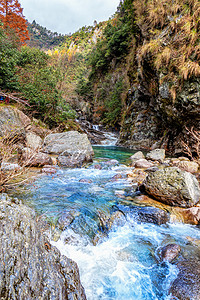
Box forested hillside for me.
[27,20,65,49]
[0,0,199,155]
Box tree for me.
[0,0,29,45]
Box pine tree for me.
[0,0,29,44]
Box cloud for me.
[20,0,120,34]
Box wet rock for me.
[130,151,145,162]
[19,147,53,167]
[94,164,102,169]
[135,206,170,225]
[108,211,126,228]
[42,165,57,174]
[171,206,200,225]
[79,178,92,183]
[43,131,94,161]
[110,173,123,181]
[146,149,165,161]
[160,244,181,262]
[0,196,86,299]
[169,259,200,300]
[133,159,154,169]
[144,167,200,207]
[26,132,43,150]
[105,159,119,165]
[57,211,75,230]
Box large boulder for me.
[169,259,200,300]
[43,131,94,165]
[144,167,200,207]
[0,194,86,299]
[0,106,27,140]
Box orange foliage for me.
[0,0,29,45]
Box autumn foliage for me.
[0,0,29,44]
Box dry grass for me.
[134,0,200,101]
[0,136,27,191]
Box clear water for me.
[93,145,137,164]
[13,146,200,300]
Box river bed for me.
[12,146,200,300]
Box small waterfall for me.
[92,124,100,131]
[101,132,118,146]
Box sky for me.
[20,0,120,35]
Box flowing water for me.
[13,146,200,300]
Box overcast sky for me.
[20,0,120,35]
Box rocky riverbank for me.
[0,193,86,299]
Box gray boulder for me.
[0,195,86,299]
[0,106,27,140]
[43,131,94,167]
[144,167,200,207]
[43,131,93,156]
[146,149,165,161]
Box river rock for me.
[135,206,170,225]
[171,206,200,225]
[160,244,181,262]
[19,147,53,167]
[144,167,200,207]
[58,152,89,168]
[42,165,57,174]
[130,151,145,162]
[26,132,43,150]
[0,195,86,299]
[133,159,154,169]
[169,259,200,300]
[108,211,126,228]
[43,131,94,160]
[57,211,75,230]
[146,149,165,161]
